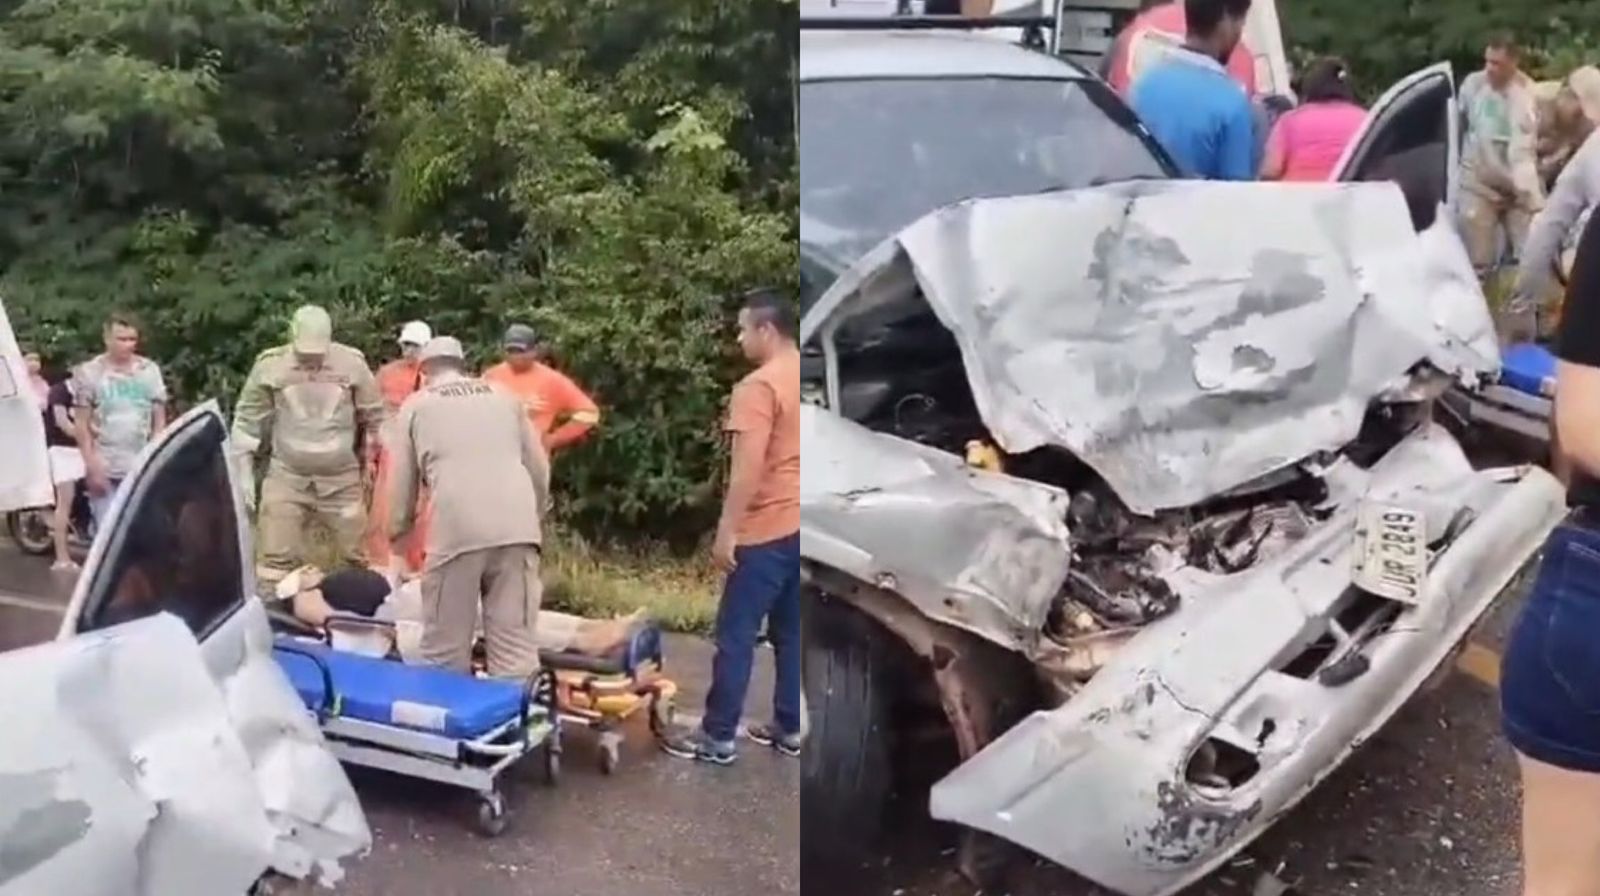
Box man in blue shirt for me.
[1129,0,1257,181]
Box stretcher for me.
[472,620,679,775]
[1443,342,1555,448]
[272,634,561,837]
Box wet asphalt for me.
[845,562,1537,896]
[0,543,800,896]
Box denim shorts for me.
[1502,517,1600,772]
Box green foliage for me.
[1284,0,1600,100]
[0,0,796,546]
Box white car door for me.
[1333,62,1461,221]
[0,298,52,512]
[32,402,370,890]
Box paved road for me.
[852,565,1536,896]
[0,544,799,896]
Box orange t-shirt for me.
[376,358,423,413]
[482,361,598,439]
[726,350,800,545]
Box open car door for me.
[1334,62,1459,231]
[33,403,370,890]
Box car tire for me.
[801,589,895,878]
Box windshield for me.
[799,76,1170,308]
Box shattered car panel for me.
[804,180,1500,515]
[0,614,280,896]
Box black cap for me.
[503,323,537,351]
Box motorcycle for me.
[6,481,94,556]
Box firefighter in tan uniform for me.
[388,336,550,678]
[232,305,385,591]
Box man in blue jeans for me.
[662,289,801,764]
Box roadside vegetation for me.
[0,0,795,629]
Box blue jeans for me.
[702,533,800,743]
[1502,517,1600,772]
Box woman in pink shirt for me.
[1261,58,1367,182]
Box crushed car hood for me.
[802,181,1500,514]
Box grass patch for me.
[542,531,719,636]
[287,521,719,635]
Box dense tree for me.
[0,0,796,544]
[1284,0,1600,99]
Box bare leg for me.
[51,480,75,568]
[1518,751,1600,896]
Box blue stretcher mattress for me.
[274,640,526,740]
[1501,343,1556,398]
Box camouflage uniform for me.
[232,342,384,590]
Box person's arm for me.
[386,404,420,542]
[544,370,600,451]
[349,354,385,473]
[1509,84,1545,206]
[72,367,104,491]
[1218,97,1258,181]
[1554,212,1600,477]
[230,356,274,510]
[1515,134,1600,302]
[1259,116,1289,181]
[713,380,775,569]
[148,363,168,434]
[516,401,552,515]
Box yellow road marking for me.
[1456,642,1502,690]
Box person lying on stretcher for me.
[274,565,647,664]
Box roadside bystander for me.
[483,323,601,455]
[42,372,83,571]
[1501,208,1600,896]
[1259,57,1364,182]
[23,349,47,406]
[661,288,801,765]
[367,319,433,579]
[73,313,168,528]
[1128,0,1258,181]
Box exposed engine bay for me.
[818,287,1435,686]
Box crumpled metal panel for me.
[218,600,372,884]
[0,614,280,896]
[800,403,1073,653]
[807,181,1500,514]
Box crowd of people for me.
[20,286,802,766]
[1111,0,1600,344]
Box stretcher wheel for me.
[475,794,507,837]
[649,695,676,735]
[599,736,621,775]
[543,744,561,786]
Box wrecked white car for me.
[0,299,369,894]
[799,177,1565,896]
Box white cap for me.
[398,320,433,346]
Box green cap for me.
[291,305,333,354]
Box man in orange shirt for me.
[661,289,800,765]
[366,320,433,576]
[482,323,600,454]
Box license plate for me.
[1353,503,1428,604]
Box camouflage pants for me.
[257,466,368,589]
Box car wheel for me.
[7,509,54,556]
[802,589,895,878]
